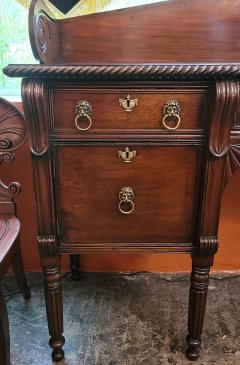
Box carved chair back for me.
[0,98,26,216]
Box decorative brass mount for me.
[163,100,181,130]
[118,187,135,215]
[119,94,138,112]
[118,147,137,163]
[75,100,93,131]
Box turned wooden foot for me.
[186,260,211,361]
[51,343,65,362]
[70,254,81,281]
[43,258,65,361]
[12,236,31,299]
[0,287,10,365]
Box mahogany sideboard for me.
[4,0,240,361]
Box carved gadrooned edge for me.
[21,79,49,156]
[37,235,58,257]
[209,80,239,158]
[197,236,219,257]
[4,63,240,80]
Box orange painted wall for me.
[2,103,240,273]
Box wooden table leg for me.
[0,286,10,365]
[12,236,31,299]
[42,255,65,362]
[186,255,214,360]
[70,254,81,281]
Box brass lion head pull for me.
[75,100,93,131]
[162,100,181,130]
[118,187,135,215]
[119,94,138,112]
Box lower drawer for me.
[54,144,201,249]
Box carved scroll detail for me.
[0,180,21,198]
[0,98,26,152]
[0,98,26,199]
[22,79,49,156]
[209,80,239,158]
[4,64,240,80]
[38,236,58,257]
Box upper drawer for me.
[50,88,208,135]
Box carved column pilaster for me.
[187,78,238,361]
[22,80,64,361]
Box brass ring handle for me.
[75,114,92,131]
[75,100,93,132]
[118,199,135,215]
[118,187,135,215]
[162,100,181,131]
[162,113,181,130]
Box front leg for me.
[186,236,218,360]
[186,260,211,360]
[43,257,65,362]
[38,236,65,362]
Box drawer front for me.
[51,88,208,134]
[54,145,201,248]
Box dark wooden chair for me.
[0,97,31,365]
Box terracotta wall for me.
[2,103,240,273]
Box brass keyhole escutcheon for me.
[162,100,181,130]
[119,94,138,112]
[75,100,93,131]
[118,147,137,163]
[118,187,135,215]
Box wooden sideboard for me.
[4,0,240,362]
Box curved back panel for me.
[29,0,240,64]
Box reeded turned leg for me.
[12,236,31,299]
[43,257,65,362]
[70,254,81,281]
[0,286,10,365]
[186,259,211,360]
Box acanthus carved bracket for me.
[21,79,49,156]
[209,80,239,158]
[225,141,240,185]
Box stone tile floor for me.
[3,273,240,365]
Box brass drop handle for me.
[75,100,92,131]
[118,187,135,215]
[162,100,181,130]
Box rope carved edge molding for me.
[4,64,240,80]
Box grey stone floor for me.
[3,273,240,365]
